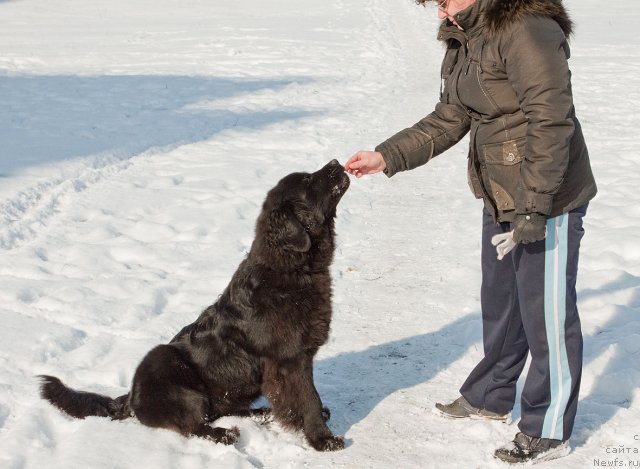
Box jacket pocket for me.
[481,137,526,211]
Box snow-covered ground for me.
[1,0,639,467]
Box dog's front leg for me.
[262,355,344,451]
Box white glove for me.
[491,231,516,261]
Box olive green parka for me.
[376,0,597,222]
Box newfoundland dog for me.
[40,159,349,451]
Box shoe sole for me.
[494,442,570,465]
[531,442,570,464]
[432,406,511,423]
[472,412,511,423]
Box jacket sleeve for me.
[501,17,575,216]
[375,100,471,178]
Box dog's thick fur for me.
[40,160,349,451]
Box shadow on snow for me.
[0,74,317,175]
[316,313,478,436]
[574,272,640,445]
[314,273,640,443]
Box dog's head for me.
[253,159,350,268]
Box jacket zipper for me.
[473,42,510,141]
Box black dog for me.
[40,159,349,451]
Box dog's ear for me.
[269,206,311,252]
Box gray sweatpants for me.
[460,205,587,441]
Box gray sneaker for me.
[435,396,510,422]
[494,432,570,464]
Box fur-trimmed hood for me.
[483,0,573,37]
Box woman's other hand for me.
[344,151,387,178]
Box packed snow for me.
[1,0,639,468]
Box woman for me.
[344,0,596,464]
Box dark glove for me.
[512,212,546,244]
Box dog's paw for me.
[219,426,241,445]
[205,426,240,445]
[310,435,345,452]
[250,407,273,424]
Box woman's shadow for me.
[316,313,479,435]
[315,273,640,440]
[574,272,640,445]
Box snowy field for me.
[1,0,639,467]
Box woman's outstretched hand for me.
[344,151,386,178]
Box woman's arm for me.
[375,101,472,177]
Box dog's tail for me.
[38,375,132,420]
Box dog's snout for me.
[326,159,345,177]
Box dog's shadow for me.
[315,313,478,436]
